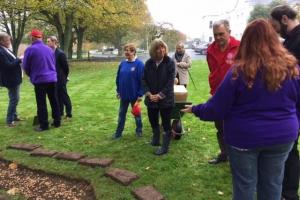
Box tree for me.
[0,0,36,54]
[87,0,150,56]
[248,0,291,22]
[35,0,93,58]
[248,4,269,22]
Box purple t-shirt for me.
[23,40,57,84]
[192,69,299,149]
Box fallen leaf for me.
[145,166,150,170]
[217,191,224,195]
[8,162,18,170]
[7,187,19,195]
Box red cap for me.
[31,29,43,38]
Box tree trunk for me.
[68,36,73,59]
[1,7,28,55]
[76,27,85,59]
[63,13,73,59]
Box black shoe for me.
[154,147,168,156]
[208,155,228,164]
[34,127,49,132]
[7,122,16,128]
[136,132,143,137]
[51,122,61,128]
[66,114,72,118]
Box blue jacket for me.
[192,69,299,149]
[23,40,57,84]
[0,46,22,88]
[116,58,144,101]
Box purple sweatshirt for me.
[192,69,300,149]
[23,40,57,84]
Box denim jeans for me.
[228,142,294,200]
[114,99,142,137]
[6,85,20,124]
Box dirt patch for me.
[0,159,96,200]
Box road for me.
[138,49,206,62]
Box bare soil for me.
[0,159,96,200]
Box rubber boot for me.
[154,131,171,155]
[151,127,160,146]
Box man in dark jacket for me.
[271,5,300,200]
[47,36,72,118]
[0,32,23,127]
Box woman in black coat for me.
[143,39,175,155]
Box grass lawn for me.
[0,60,232,200]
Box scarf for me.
[175,52,184,62]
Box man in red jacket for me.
[206,19,240,164]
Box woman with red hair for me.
[182,19,300,199]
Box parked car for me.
[103,48,118,55]
[194,43,209,55]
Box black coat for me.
[143,56,175,108]
[0,46,22,88]
[55,48,69,84]
[284,24,300,64]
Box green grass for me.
[0,60,232,200]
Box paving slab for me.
[8,143,41,151]
[105,168,139,186]
[30,148,57,157]
[54,152,85,161]
[132,186,164,200]
[79,157,114,167]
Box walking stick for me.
[188,69,197,89]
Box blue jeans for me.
[114,99,142,137]
[228,142,293,200]
[6,85,20,124]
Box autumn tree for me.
[248,0,288,22]
[88,0,150,56]
[0,0,37,54]
[34,0,93,58]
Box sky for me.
[146,0,241,38]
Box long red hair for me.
[232,19,298,90]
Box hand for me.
[149,94,160,102]
[181,104,193,113]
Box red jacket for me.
[207,36,240,95]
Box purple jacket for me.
[192,69,299,149]
[23,40,57,84]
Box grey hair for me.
[149,39,168,59]
[0,32,10,42]
[213,19,230,32]
[48,35,58,44]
